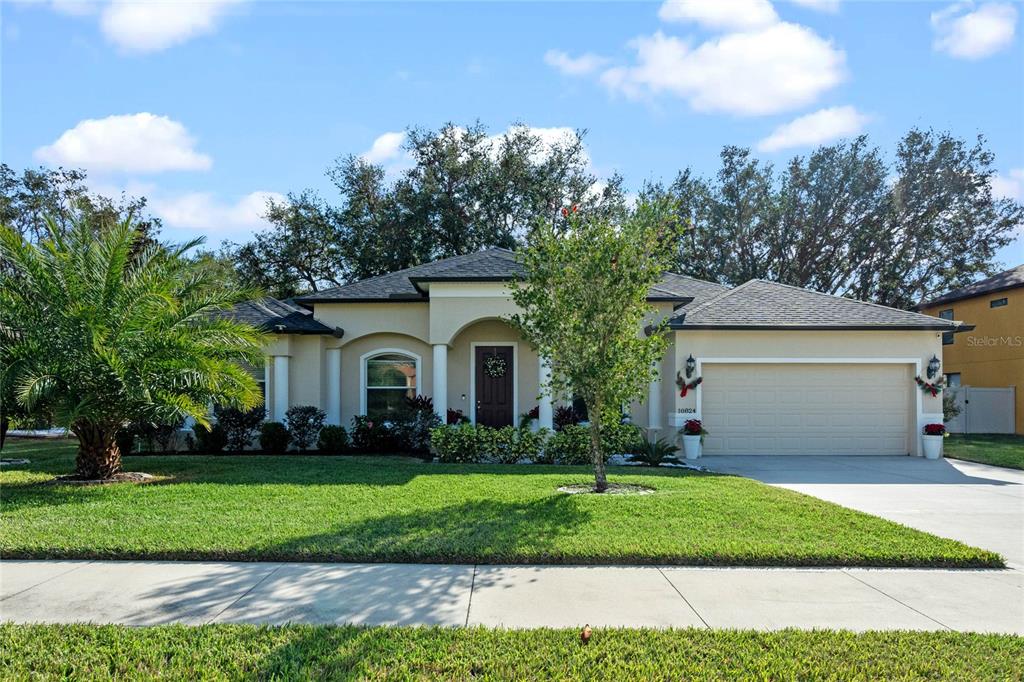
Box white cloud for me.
[544,49,611,76]
[658,0,778,31]
[601,24,846,116]
[35,113,212,173]
[790,0,840,13]
[756,105,870,152]
[931,2,1017,59]
[99,0,240,53]
[360,131,406,164]
[991,168,1024,201]
[362,125,588,170]
[152,190,285,237]
[489,125,589,166]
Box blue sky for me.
[2,0,1022,266]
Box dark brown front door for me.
[475,345,514,427]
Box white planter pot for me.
[922,434,944,460]
[682,435,702,460]
[526,419,540,433]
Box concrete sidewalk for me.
[2,560,1021,633]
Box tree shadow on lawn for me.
[258,494,593,564]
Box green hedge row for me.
[429,422,644,465]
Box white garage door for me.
[701,363,912,456]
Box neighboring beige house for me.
[238,248,969,457]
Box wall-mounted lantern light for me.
[927,355,940,380]
[685,354,696,379]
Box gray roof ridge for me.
[299,247,517,299]
[661,272,730,288]
[679,279,758,319]
[746,278,958,325]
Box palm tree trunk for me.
[588,403,608,492]
[74,422,122,479]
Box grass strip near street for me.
[0,624,1021,681]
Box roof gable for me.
[671,279,964,330]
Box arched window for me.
[362,351,419,420]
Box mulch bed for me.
[558,482,655,495]
[48,472,155,486]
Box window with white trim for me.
[365,353,417,419]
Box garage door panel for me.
[701,363,911,456]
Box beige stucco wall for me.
[427,282,521,345]
[314,302,429,344]
[263,334,336,418]
[673,329,944,455]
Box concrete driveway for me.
[702,455,1024,568]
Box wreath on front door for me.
[484,355,508,378]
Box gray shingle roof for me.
[295,248,705,304]
[670,279,965,330]
[917,264,1024,309]
[226,297,335,334]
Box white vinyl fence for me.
[945,386,1016,434]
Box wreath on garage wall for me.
[676,372,703,398]
[484,354,508,378]
[914,375,945,397]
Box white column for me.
[432,344,448,421]
[272,355,290,422]
[263,360,272,419]
[647,360,662,431]
[538,357,554,430]
[326,347,342,426]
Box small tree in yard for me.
[510,200,683,492]
[0,215,265,479]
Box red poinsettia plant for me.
[682,419,706,436]
[923,423,946,436]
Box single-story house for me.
[238,248,971,457]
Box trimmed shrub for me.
[545,424,591,464]
[216,407,264,451]
[317,425,349,454]
[601,421,644,455]
[350,416,395,453]
[286,405,326,451]
[192,422,228,453]
[486,426,549,464]
[392,410,442,458]
[430,423,485,463]
[259,422,289,453]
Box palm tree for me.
[0,215,265,479]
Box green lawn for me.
[944,434,1024,470]
[0,438,1002,567]
[1,624,1020,681]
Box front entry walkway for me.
[702,455,1024,568]
[1,560,1021,633]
